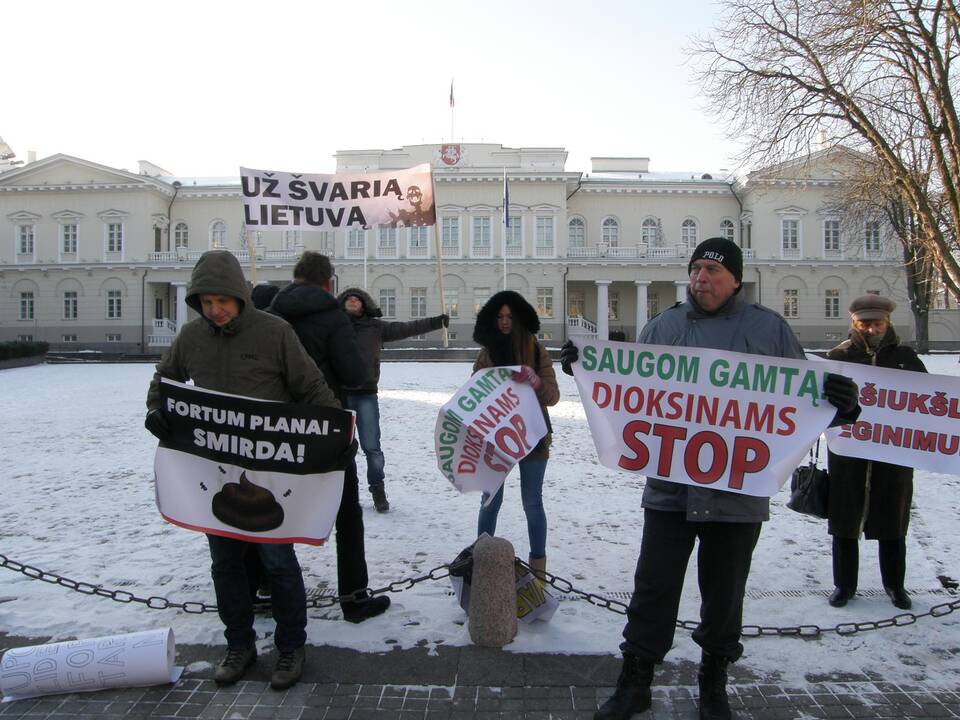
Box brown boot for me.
[528,556,547,581]
[594,654,654,719]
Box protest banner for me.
[435,367,548,497]
[571,340,839,497]
[1,628,181,702]
[239,164,435,230]
[824,363,960,473]
[154,379,354,545]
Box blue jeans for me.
[477,458,548,559]
[206,534,306,651]
[345,394,386,490]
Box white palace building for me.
[1,142,957,353]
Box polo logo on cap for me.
[702,250,725,262]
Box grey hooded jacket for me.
[638,291,805,523]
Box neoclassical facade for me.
[1,143,956,352]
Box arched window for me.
[641,217,659,246]
[681,218,698,248]
[210,221,226,248]
[568,217,585,248]
[720,219,735,243]
[602,217,619,247]
[174,222,188,248]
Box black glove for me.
[824,373,859,416]
[144,409,170,442]
[336,439,360,469]
[438,314,450,328]
[559,339,579,376]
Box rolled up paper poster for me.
[1,627,182,702]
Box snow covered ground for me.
[0,358,958,687]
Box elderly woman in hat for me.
[825,295,927,610]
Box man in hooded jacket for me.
[145,250,338,690]
[337,286,448,512]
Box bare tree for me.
[693,0,960,300]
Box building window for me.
[781,219,799,253]
[537,331,553,341]
[411,287,427,318]
[472,216,491,255]
[568,217,585,248]
[783,289,799,318]
[536,287,554,318]
[474,287,490,315]
[107,223,124,253]
[441,217,460,254]
[316,231,333,254]
[823,219,840,254]
[107,289,122,319]
[379,288,396,318]
[61,224,78,254]
[824,289,840,318]
[16,334,33,342]
[535,217,554,255]
[378,227,397,255]
[602,218,619,247]
[210,221,226,248]
[282,230,301,250]
[681,218,698,248]
[568,290,585,318]
[61,334,78,343]
[409,226,429,255]
[720,219,735,243]
[447,331,458,341]
[647,294,660,319]
[608,292,620,321]
[864,220,881,255]
[444,289,460,318]
[347,228,365,254]
[641,218,659,246]
[106,334,122,343]
[504,220,522,254]
[17,224,35,254]
[64,291,78,320]
[174,222,189,248]
[19,291,34,320]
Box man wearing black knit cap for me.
[560,237,860,720]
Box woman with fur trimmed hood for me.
[472,290,560,578]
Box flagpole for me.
[246,229,257,285]
[432,175,448,348]
[502,168,508,291]
[449,78,455,141]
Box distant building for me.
[1,143,955,353]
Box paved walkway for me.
[1,642,958,719]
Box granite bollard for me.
[468,534,517,647]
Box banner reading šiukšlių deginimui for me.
[153,379,354,546]
[239,164,435,230]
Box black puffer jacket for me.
[826,327,926,539]
[337,287,446,394]
[269,282,366,402]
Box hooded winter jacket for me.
[638,291,806,523]
[269,282,366,402]
[146,250,337,409]
[337,287,446,394]
[826,326,926,539]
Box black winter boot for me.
[594,654,654,720]
[698,652,732,720]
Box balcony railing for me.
[147,334,174,347]
[567,315,598,337]
[152,318,177,333]
[408,244,429,258]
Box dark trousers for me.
[206,534,306,651]
[620,509,762,663]
[335,459,369,603]
[832,536,907,592]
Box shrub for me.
[0,341,49,361]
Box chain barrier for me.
[1,551,956,639]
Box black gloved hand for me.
[559,339,579,377]
[144,409,170,442]
[336,439,360,469]
[824,373,859,416]
[439,314,450,328]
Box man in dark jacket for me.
[145,250,338,690]
[826,295,926,611]
[337,287,448,512]
[270,252,391,624]
[560,238,861,720]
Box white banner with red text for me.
[153,379,354,546]
[824,362,960,473]
[239,164,435,230]
[572,340,839,497]
[435,367,548,496]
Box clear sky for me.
[4,0,739,177]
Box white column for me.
[174,283,188,332]
[596,280,611,341]
[634,280,650,339]
[674,280,687,305]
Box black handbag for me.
[787,439,829,519]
